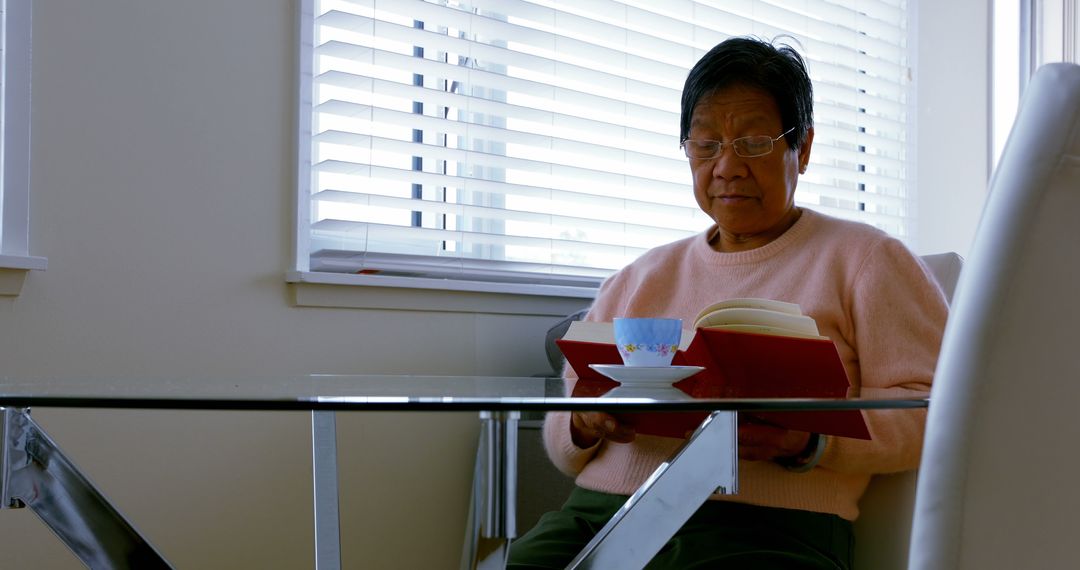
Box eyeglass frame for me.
[680,126,797,159]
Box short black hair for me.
[680,36,814,151]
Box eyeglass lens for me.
[682,127,794,159]
[683,136,775,159]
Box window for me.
[0,0,44,283]
[994,0,1080,167]
[294,0,914,296]
[992,0,1021,168]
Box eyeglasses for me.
[681,126,796,159]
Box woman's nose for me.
[710,147,749,179]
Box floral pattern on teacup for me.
[613,317,683,366]
[618,343,679,359]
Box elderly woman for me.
[507,37,947,569]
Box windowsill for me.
[0,255,48,297]
[286,271,595,316]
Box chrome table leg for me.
[461,410,519,570]
[0,407,173,569]
[311,410,342,570]
[567,410,738,569]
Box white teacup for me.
[613,317,682,367]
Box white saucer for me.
[589,364,704,399]
[589,364,705,384]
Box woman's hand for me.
[570,411,636,448]
[737,421,812,462]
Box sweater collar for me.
[695,208,819,265]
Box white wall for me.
[0,0,990,568]
[914,0,992,258]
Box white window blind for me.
[296,0,913,294]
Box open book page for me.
[692,297,803,324]
[701,323,828,340]
[693,299,824,339]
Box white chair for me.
[908,62,1080,569]
[853,252,962,570]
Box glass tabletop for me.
[0,375,928,412]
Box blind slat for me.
[312,134,692,198]
[312,190,703,239]
[316,41,677,130]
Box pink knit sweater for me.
[543,208,948,521]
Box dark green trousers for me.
[508,487,853,570]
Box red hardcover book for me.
[556,325,871,440]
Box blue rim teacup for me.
[613,317,682,367]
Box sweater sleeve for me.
[540,272,629,477]
[542,410,601,476]
[819,239,948,474]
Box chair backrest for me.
[908,62,1080,569]
[853,252,962,570]
[919,253,963,304]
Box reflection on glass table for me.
[0,374,915,410]
[0,375,927,570]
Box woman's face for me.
[687,84,813,251]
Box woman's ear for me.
[798,127,814,173]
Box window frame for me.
[290,0,919,302]
[0,0,45,296]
